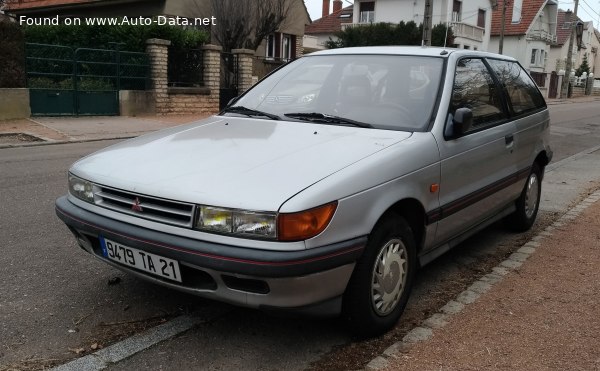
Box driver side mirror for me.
[452,107,473,137]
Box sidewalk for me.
[368,190,600,370]
[1,95,599,148]
[0,114,209,148]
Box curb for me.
[0,136,135,149]
[364,189,600,370]
[50,315,205,371]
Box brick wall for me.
[570,86,586,98]
[146,40,221,115]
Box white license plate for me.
[100,237,182,282]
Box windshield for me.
[229,54,444,131]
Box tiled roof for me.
[555,9,583,46]
[491,0,546,36]
[305,5,352,35]
[4,0,98,11]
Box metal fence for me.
[168,47,204,87]
[219,52,239,109]
[25,42,149,116]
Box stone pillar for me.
[296,35,304,57]
[557,69,565,99]
[146,38,171,114]
[232,48,254,93]
[586,73,594,95]
[202,44,222,110]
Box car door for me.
[433,57,517,245]
[486,59,549,177]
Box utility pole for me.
[499,0,508,54]
[561,0,579,99]
[422,0,433,46]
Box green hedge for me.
[24,23,209,52]
[0,20,26,88]
[326,22,455,49]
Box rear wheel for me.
[343,213,417,337]
[506,163,542,232]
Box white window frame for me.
[281,34,292,62]
[359,1,375,23]
[266,34,275,59]
[531,49,538,65]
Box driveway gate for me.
[25,43,149,116]
[220,52,239,110]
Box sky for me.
[305,0,600,29]
[558,0,600,29]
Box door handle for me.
[505,134,514,150]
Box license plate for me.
[100,237,182,283]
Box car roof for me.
[308,46,517,62]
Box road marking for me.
[51,314,207,371]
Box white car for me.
[56,47,552,336]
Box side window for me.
[450,58,506,129]
[487,59,546,115]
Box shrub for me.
[0,20,26,88]
[326,22,454,49]
[23,23,209,52]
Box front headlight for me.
[197,206,277,239]
[68,174,94,203]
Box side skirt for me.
[418,203,517,267]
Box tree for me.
[210,0,292,52]
[575,53,591,76]
[326,22,454,49]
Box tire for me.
[506,163,542,232]
[342,213,417,337]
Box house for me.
[570,19,600,75]
[488,0,558,95]
[2,0,311,76]
[304,0,353,53]
[341,0,494,51]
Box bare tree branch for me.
[210,0,292,52]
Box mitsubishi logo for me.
[131,197,143,212]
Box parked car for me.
[56,47,552,336]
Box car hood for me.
[72,116,412,211]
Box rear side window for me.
[450,58,506,129]
[487,59,546,115]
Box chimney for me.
[333,0,343,13]
[322,0,330,17]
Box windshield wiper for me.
[221,106,281,120]
[284,112,373,128]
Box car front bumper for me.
[55,196,365,315]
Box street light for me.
[575,20,584,50]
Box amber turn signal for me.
[278,202,338,241]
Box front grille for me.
[94,186,195,227]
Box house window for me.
[359,1,375,23]
[512,0,523,23]
[530,49,537,65]
[477,9,486,28]
[282,34,292,62]
[266,34,275,59]
[452,0,462,22]
[266,33,296,61]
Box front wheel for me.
[342,214,417,337]
[506,163,542,232]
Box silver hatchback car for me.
[56,47,552,336]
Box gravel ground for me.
[381,197,600,370]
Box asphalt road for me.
[1,100,599,370]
